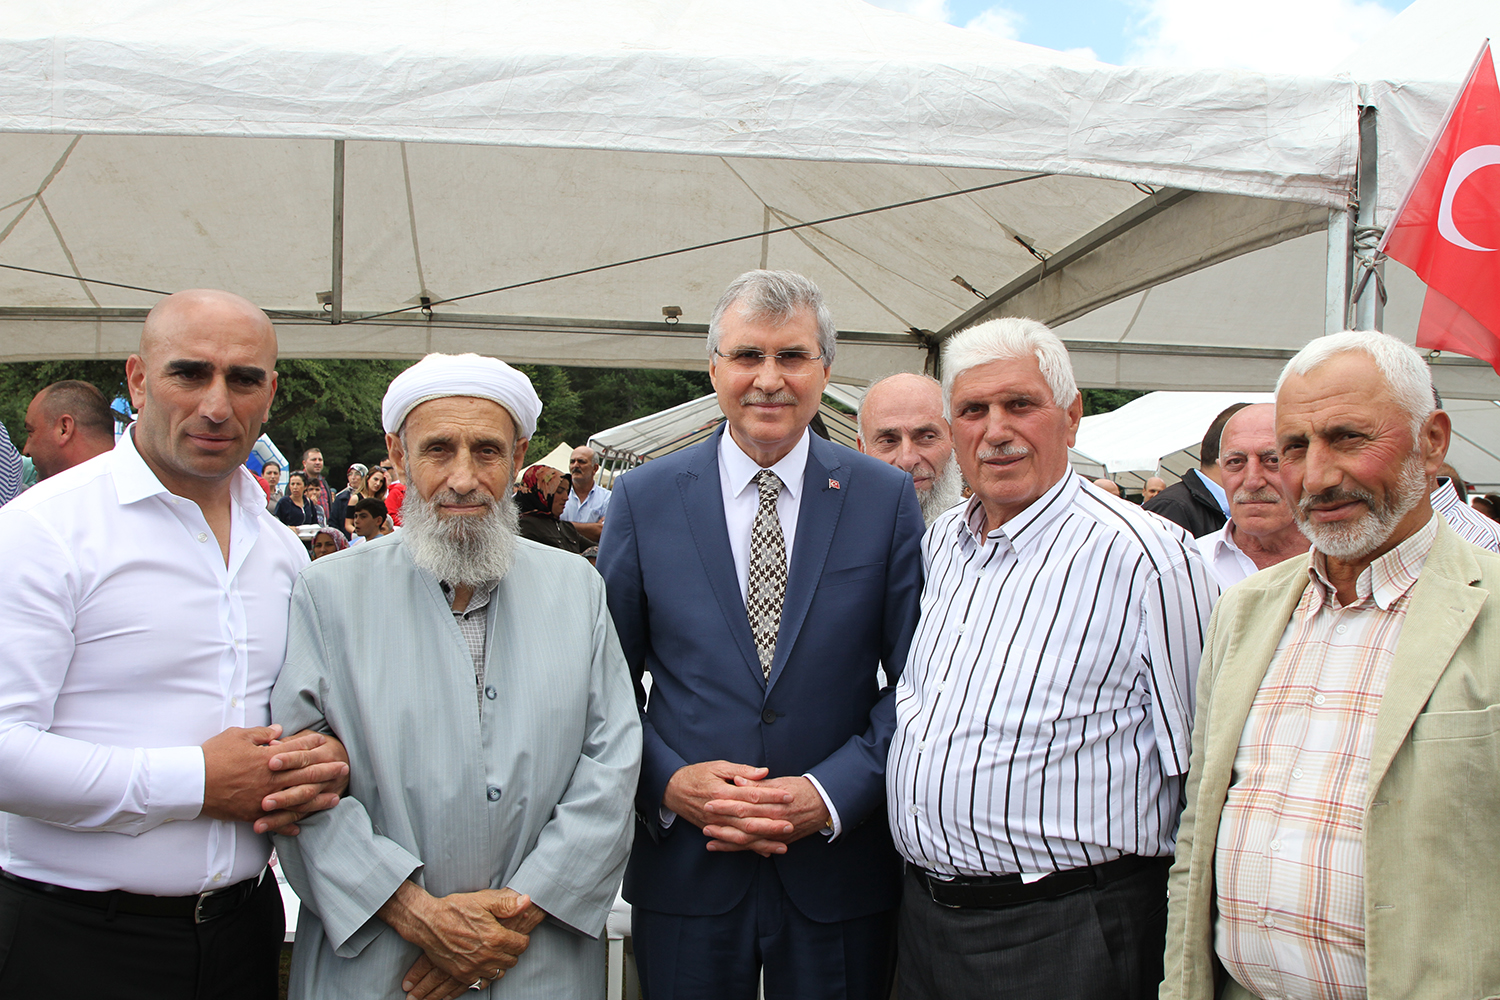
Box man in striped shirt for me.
[888,317,1218,1000]
[1162,331,1500,1000]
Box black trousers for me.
[0,870,284,999]
[896,858,1171,1000]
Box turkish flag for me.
[1380,43,1500,375]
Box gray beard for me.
[399,483,519,588]
[919,454,965,525]
[1293,452,1427,561]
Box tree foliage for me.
[1080,388,1145,417]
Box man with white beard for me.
[271,353,642,1000]
[1162,331,1500,1000]
[857,372,963,523]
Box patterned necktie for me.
[746,469,787,679]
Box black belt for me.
[912,854,1166,909]
[0,867,265,923]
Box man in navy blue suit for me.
[598,270,925,1000]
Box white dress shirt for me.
[1431,477,1500,552]
[889,473,1218,876]
[662,427,840,835]
[0,428,308,894]
[1195,522,1259,589]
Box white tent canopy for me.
[0,0,1361,390]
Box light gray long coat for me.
[272,534,642,999]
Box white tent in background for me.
[1072,392,1274,490]
[1,0,1365,392]
[589,388,860,469]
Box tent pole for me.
[331,140,346,325]
[1350,106,1383,331]
[1325,201,1353,334]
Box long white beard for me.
[919,454,965,524]
[1293,452,1428,561]
[400,484,520,588]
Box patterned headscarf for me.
[516,464,567,519]
[311,525,349,555]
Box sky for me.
[868,0,1418,72]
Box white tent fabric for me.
[1052,0,1500,402]
[0,0,1360,389]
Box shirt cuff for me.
[156,745,212,822]
[803,773,841,840]
[658,806,676,830]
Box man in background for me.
[856,371,962,523]
[1194,402,1308,588]
[1143,402,1248,535]
[1431,460,1500,551]
[21,380,117,480]
[301,447,332,521]
[1142,475,1167,502]
[563,445,611,544]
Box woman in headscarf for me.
[513,464,590,554]
[310,525,350,560]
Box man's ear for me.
[385,432,405,477]
[1422,409,1452,478]
[512,438,531,480]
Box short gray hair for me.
[1277,330,1434,435]
[940,317,1079,414]
[707,270,836,367]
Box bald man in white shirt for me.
[0,290,349,998]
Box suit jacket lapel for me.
[1366,524,1486,798]
[768,437,847,690]
[676,428,764,687]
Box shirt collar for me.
[1430,477,1459,514]
[1193,468,1231,518]
[1308,512,1439,611]
[956,467,1077,551]
[441,579,500,612]
[111,424,266,514]
[1207,520,1244,558]
[719,426,810,501]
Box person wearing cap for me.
[271,352,642,999]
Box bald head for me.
[858,372,961,522]
[1142,476,1167,502]
[126,289,279,506]
[1092,478,1122,497]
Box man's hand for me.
[701,775,830,856]
[200,726,349,830]
[663,761,794,856]
[397,895,548,999]
[256,732,352,835]
[379,881,533,992]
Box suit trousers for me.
[0,868,284,999]
[633,855,896,1000]
[897,858,1171,1000]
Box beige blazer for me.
[1162,518,1500,1000]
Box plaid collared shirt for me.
[442,580,499,707]
[1214,515,1439,1000]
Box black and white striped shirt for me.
[888,472,1218,876]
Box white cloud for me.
[1125,0,1399,74]
[964,7,1025,40]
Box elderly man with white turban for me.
[271,353,643,1000]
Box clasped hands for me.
[200,724,351,835]
[379,880,546,1000]
[664,760,830,857]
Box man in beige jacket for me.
[1161,330,1500,1000]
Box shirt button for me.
[211,872,224,883]
[916,741,926,752]
[1313,694,1326,706]
[196,532,208,543]
[955,624,965,635]
[1335,624,1348,635]
[1265,916,1277,929]
[907,803,919,815]
[1270,839,1282,852]
[938,682,948,692]
[486,786,501,802]
[485,685,497,700]
[1291,768,1303,780]
[231,697,241,708]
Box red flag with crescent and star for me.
[1379,42,1500,375]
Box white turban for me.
[381,353,543,439]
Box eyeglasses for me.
[379,465,395,473]
[713,349,827,376]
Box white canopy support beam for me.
[330,139,345,325]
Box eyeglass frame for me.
[712,348,829,375]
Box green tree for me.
[0,361,133,439]
[1081,388,1145,417]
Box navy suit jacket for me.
[598,426,924,921]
